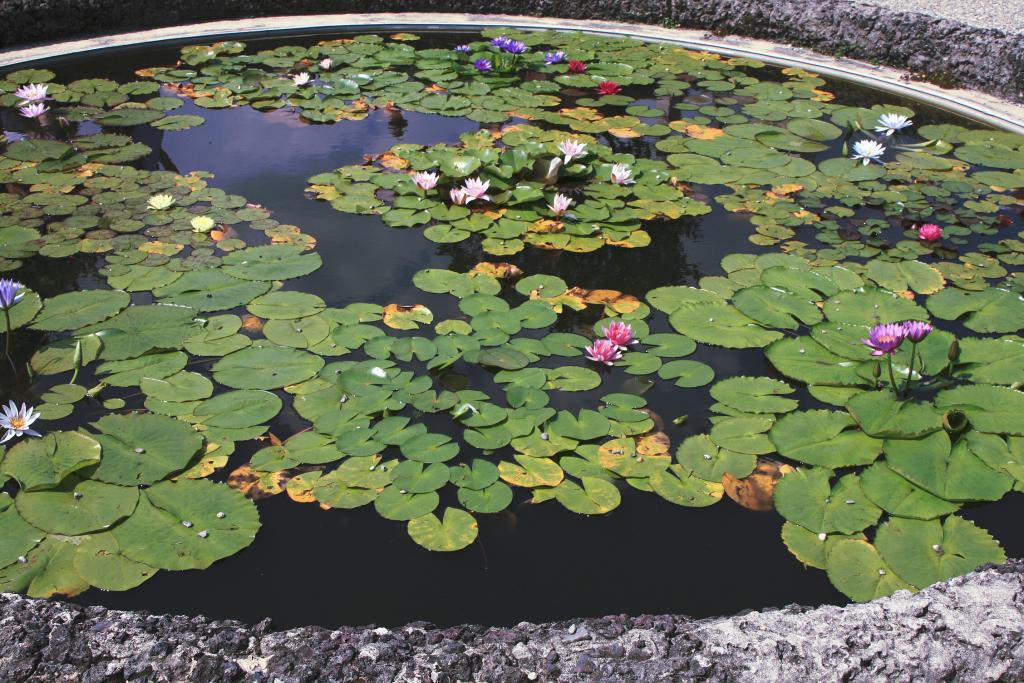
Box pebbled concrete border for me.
[1,561,1022,682]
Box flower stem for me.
[2,307,11,357]
[887,354,899,397]
[902,343,918,395]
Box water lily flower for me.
[862,323,907,356]
[0,401,41,444]
[503,40,528,55]
[0,279,25,310]
[491,36,511,49]
[545,51,567,65]
[917,223,942,241]
[454,44,472,53]
[597,81,623,95]
[18,103,48,119]
[292,72,311,86]
[14,83,49,103]
[602,321,638,349]
[474,59,493,73]
[568,60,587,74]
[147,194,175,211]
[450,187,469,205]
[547,193,573,216]
[558,138,587,165]
[875,113,913,136]
[412,171,440,190]
[610,163,635,185]
[585,339,623,366]
[319,58,334,71]
[851,139,886,165]
[369,366,388,379]
[461,177,491,203]
[190,216,216,234]
[902,320,933,343]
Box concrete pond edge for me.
[0,560,1022,681]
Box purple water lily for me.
[862,323,906,356]
[474,59,493,73]
[491,36,511,49]
[544,51,567,65]
[0,279,25,310]
[454,44,472,53]
[503,40,527,55]
[902,320,932,343]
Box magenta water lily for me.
[862,323,907,356]
[602,322,638,349]
[584,339,622,366]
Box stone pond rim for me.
[1,561,1022,681]
[0,0,1022,106]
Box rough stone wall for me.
[1,560,1021,682]
[0,1,1022,103]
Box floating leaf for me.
[407,507,478,551]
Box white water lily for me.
[558,138,587,165]
[851,139,887,165]
[547,192,573,216]
[0,401,41,444]
[190,216,216,233]
[874,113,912,136]
[369,366,388,378]
[14,83,49,104]
[147,194,175,210]
[292,72,311,86]
[610,163,635,185]
[319,58,333,71]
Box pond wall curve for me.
[0,0,1022,106]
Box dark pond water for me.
[2,30,1023,629]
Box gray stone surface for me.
[1,560,1022,682]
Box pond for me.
[1,28,1023,630]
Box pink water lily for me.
[18,103,48,119]
[585,339,623,366]
[610,163,634,185]
[558,139,587,165]
[412,171,440,190]
[547,193,573,216]
[460,177,491,203]
[14,83,48,103]
[602,321,638,349]
[450,187,470,205]
[917,223,942,242]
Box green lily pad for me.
[769,410,883,467]
[212,344,325,389]
[30,290,130,331]
[221,245,322,281]
[15,478,138,535]
[825,538,913,602]
[775,469,882,534]
[73,532,157,591]
[407,508,478,551]
[2,432,101,492]
[90,413,203,485]
[112,479,260,570]
[874,516,1005,590]
[553,477,621,514]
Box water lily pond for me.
[1,28,1024,628]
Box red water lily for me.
[568,60,587,74]
[597,81,622,95]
